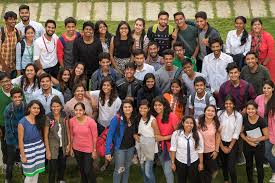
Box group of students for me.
[1,3,275,183]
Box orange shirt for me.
[163,93,184,120]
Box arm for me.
[90,96,98,120]
[263,33,275,65]
[243,35,252,56]
[248,127,269,143]
[65,117,70,155]
[57,39,64,67]
[90,119,98,159]
[192,37,200,59]
[105,116,119,155]
[33,40,43,70]
[170,131,177,171]
[44,121,51,160]
[240,126,257,147]
[18,124,27,163]
[16,42,22,75]
[151,119,162,141]
[109,37,118,71]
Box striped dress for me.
[19,117,45,177]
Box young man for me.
[33,19,59,78]
[133,49,155,81]
[73,21,103,88]
[195,11,220,72]
[4,88,26,183]
[187,76,216,121]
[116,62,142,104]
[240,51,271,95]
[91,52,121,91]
[147,11,174,56]
[57,17,81,69]
[202,38,233,97]
[219,62,255,113]
[32,73,64,114]
[146,41,164,71]
[15,4,44,39]
[0,72,12,167]
[155,49,178,93]
[0,11,21,78]
[173,11,199,60]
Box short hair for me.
[173,41,185,50]
[83,21,94,30]
[0,72,10,81]
[132,49,145,57]
[19,4,29,11]
[99,52,110,61]
[72,83,86,94]
[195,11,207,20]
[4,11,17,20]
[10,87,23,97]
[39,73,51,82]
[45,19,56,28]
[194,76,206,86]
[158,11,169,18]
[182,59,193,67]
[209,37,223,47]
[226,62,239,73]
[245,51,258,59]
[162,49,174,58]
[148,41,158,48]
[125,62,137,70]
[64,17,77,26]
[173,11,185,18]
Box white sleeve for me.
[33,40,41,61]
[170,131,178,152]
[197,132,204,153]
[243,34,252,56]
[232,113,243,140]
[225,31,231,54]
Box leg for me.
[255,145,264,183]
[48,159,58,183]
[175,159,187,183]
[122,147,135,183]
[82,152,96,183]
[220,148,229,182]
[74,149,86,183]
[5,145,16,182]
[265,141,275,172]
[57,148,66,181]
[188,160,200,183]
[144,160,156,183]
[0,126,7,164]
[113,149,126,183]
[243,146,254,183]
[227,144,238,183]
[158,151,174,183]
[140,162,148,183]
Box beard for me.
[21,16,29,22]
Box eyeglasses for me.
[1,79,11,85]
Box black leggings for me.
[176,159,200,183]
[74,149,96,183]
[48,147,67,182]
[202,152,218,183]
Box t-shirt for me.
[199,122,217,153]
[120,123,136,149]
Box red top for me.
[156,112,179,151]
[70,116,98,153]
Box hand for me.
[210,151,218,160]
[198,163,204,171]
[46,150,51,160]
[171,162,176,172]
[21,155,27,163]
[172,29,178,40]
[105,154,112,162]
[65,145,70,155]
[70,148,74,157]
[223,147,231,154]
[247,136,258,143]
[246,139,257,147]
[37,69,44,76]
[191,56,197,64]
[263,59,269,66]
[92,151,97,159]
[202,38,209,46]
[134,134,140,142]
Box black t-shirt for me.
[120,123,136,149]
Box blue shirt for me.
[19,117,41,144]
[16,40,34,70]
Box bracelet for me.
[171,160,175,164]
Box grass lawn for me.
[0,158,272,182]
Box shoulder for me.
[19,117,27,125]
[263,31,274,40]
[226,30,235,37]
[116,78,126,87]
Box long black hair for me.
[57,67,71,94]
[152,96,171,123]
[235,16,249,46]
[167,79,186,108]
[70,62,87,87]
[25,100,45,130]
[114,21,133,54]
[198,105,220,131]
[132,18,146,49]
[21,63,40,92]
[99,77,118,107]
[177,115,200,149]
[265,80,275,116]
[138,99,151,125]
[94,20,112,46]
[143,73,156,91]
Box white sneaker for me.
[270,174,275,183]
[132,155,139,165]
[264,163,270,168]
[1,164,6,174]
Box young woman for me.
[105,99,138,183]
[70,62,87,88]
[255,80,275,182]
[110,21,133,73]
[225,16,251,69]
[12,63,40,103]
[137,73,160,106]
[16,25,35,75]
[198,105,220,183]
[70,102,98,183]
[163,79,186,120]
[44,96,70,183]
[250,18,275,82]
[218,96,243,183]
[170,115,204,183]
[152,96,180,183]
[56,68,72,103]
[240,100,269,183]
[132,18,149,53]
[94,20,113,53]
[136,99,160,183]
[18,100,46,183]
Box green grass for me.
[0,158,272,182]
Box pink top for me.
[70,116,98,153]
[199,122,216,153]
[255,94,265,118]
[156,112,180,151]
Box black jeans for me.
[5,145,20,182]
[44,64,59,78]
[201,152,218,183]
[220,141,238,183]
[243,143,264,183]
[74,149,96,183]
[48,147,66,182]
[0,126,7,164]
[176,159,200,183]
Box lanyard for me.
[42,35,56,53]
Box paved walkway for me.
[0,0,274,22]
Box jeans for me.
[140,160,155,183]
[74,149,96,183]
[265,140,275,173]
[0,126,7,164]
[113,147,135,183]
[5,145,20,182]
[158,151,174,183]
[48,147,66,182]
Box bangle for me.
[215,150,219,153]
[171,160,175,164]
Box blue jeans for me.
[140,160,155,183]
[113,147,135,183]
[265,140,275,172]
[158,151,174,183]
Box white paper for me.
[246,127,262,138]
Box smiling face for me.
[75,64,85,76]
[51,102,62,115]
[148,44,159,58]
[154,101,164,114]
[164,55,173,68]
[102,81,112,95]
[25,28,35,41]
[40,77,51,91]
[99,58,111,71]
[245,54,258,69]
[29,103,40,117]
[134,20,144,34]
[83,26,94,38]
[235,18,245,32]
[174,46,185,58]
[210,42,222,57]
[174,14,185,27]
[12,92,23,106]
[134,54,145,67]
[124,67,135,80]
[74,104,85,118]
[99,23,107,34]
[228,68,240,82]
[6,17,16,29]
[252,20,262,33]
[205,106,216,119]
[146,78,155,89]
[119,24,129,37]
[183,63,193,76]
[62,70,70,82]
[19,8,30,22]
[196,17,207,29]
[123,103,133,115]
[25,65,36,80]
[74,86,85,100]
[263,84,274,97]
[224,99,234,113]
[183,118,194,133]
[246,104,257,117]
[45,23,56,37]
[194,81,206,94]
[158,15,169,28]
[139,104,150,117]
[171,82,181,95]
[65,22,76,36]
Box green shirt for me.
[172,56,197,72]
[0,88,12,126]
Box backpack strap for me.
[191,93,195,107]
[59,36,66,48]
[152,24,158,34]
[20,39,26,58]
[15,28,20,42]
[205,92,211,106]
[152,24,174,35]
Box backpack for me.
[1,26,20,44]
[59,32,81,48]
[96,113,121,157]
[19,39,26,58]
[190,92,212,107]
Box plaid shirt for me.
[0,26,18,72]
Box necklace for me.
[42,35,56,53]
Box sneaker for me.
[132,154,139,165]
[270,174,275,183]
[59,181,66,183]
[264,163,270,168]
[1,164,6,174]
[236,153,246,165]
